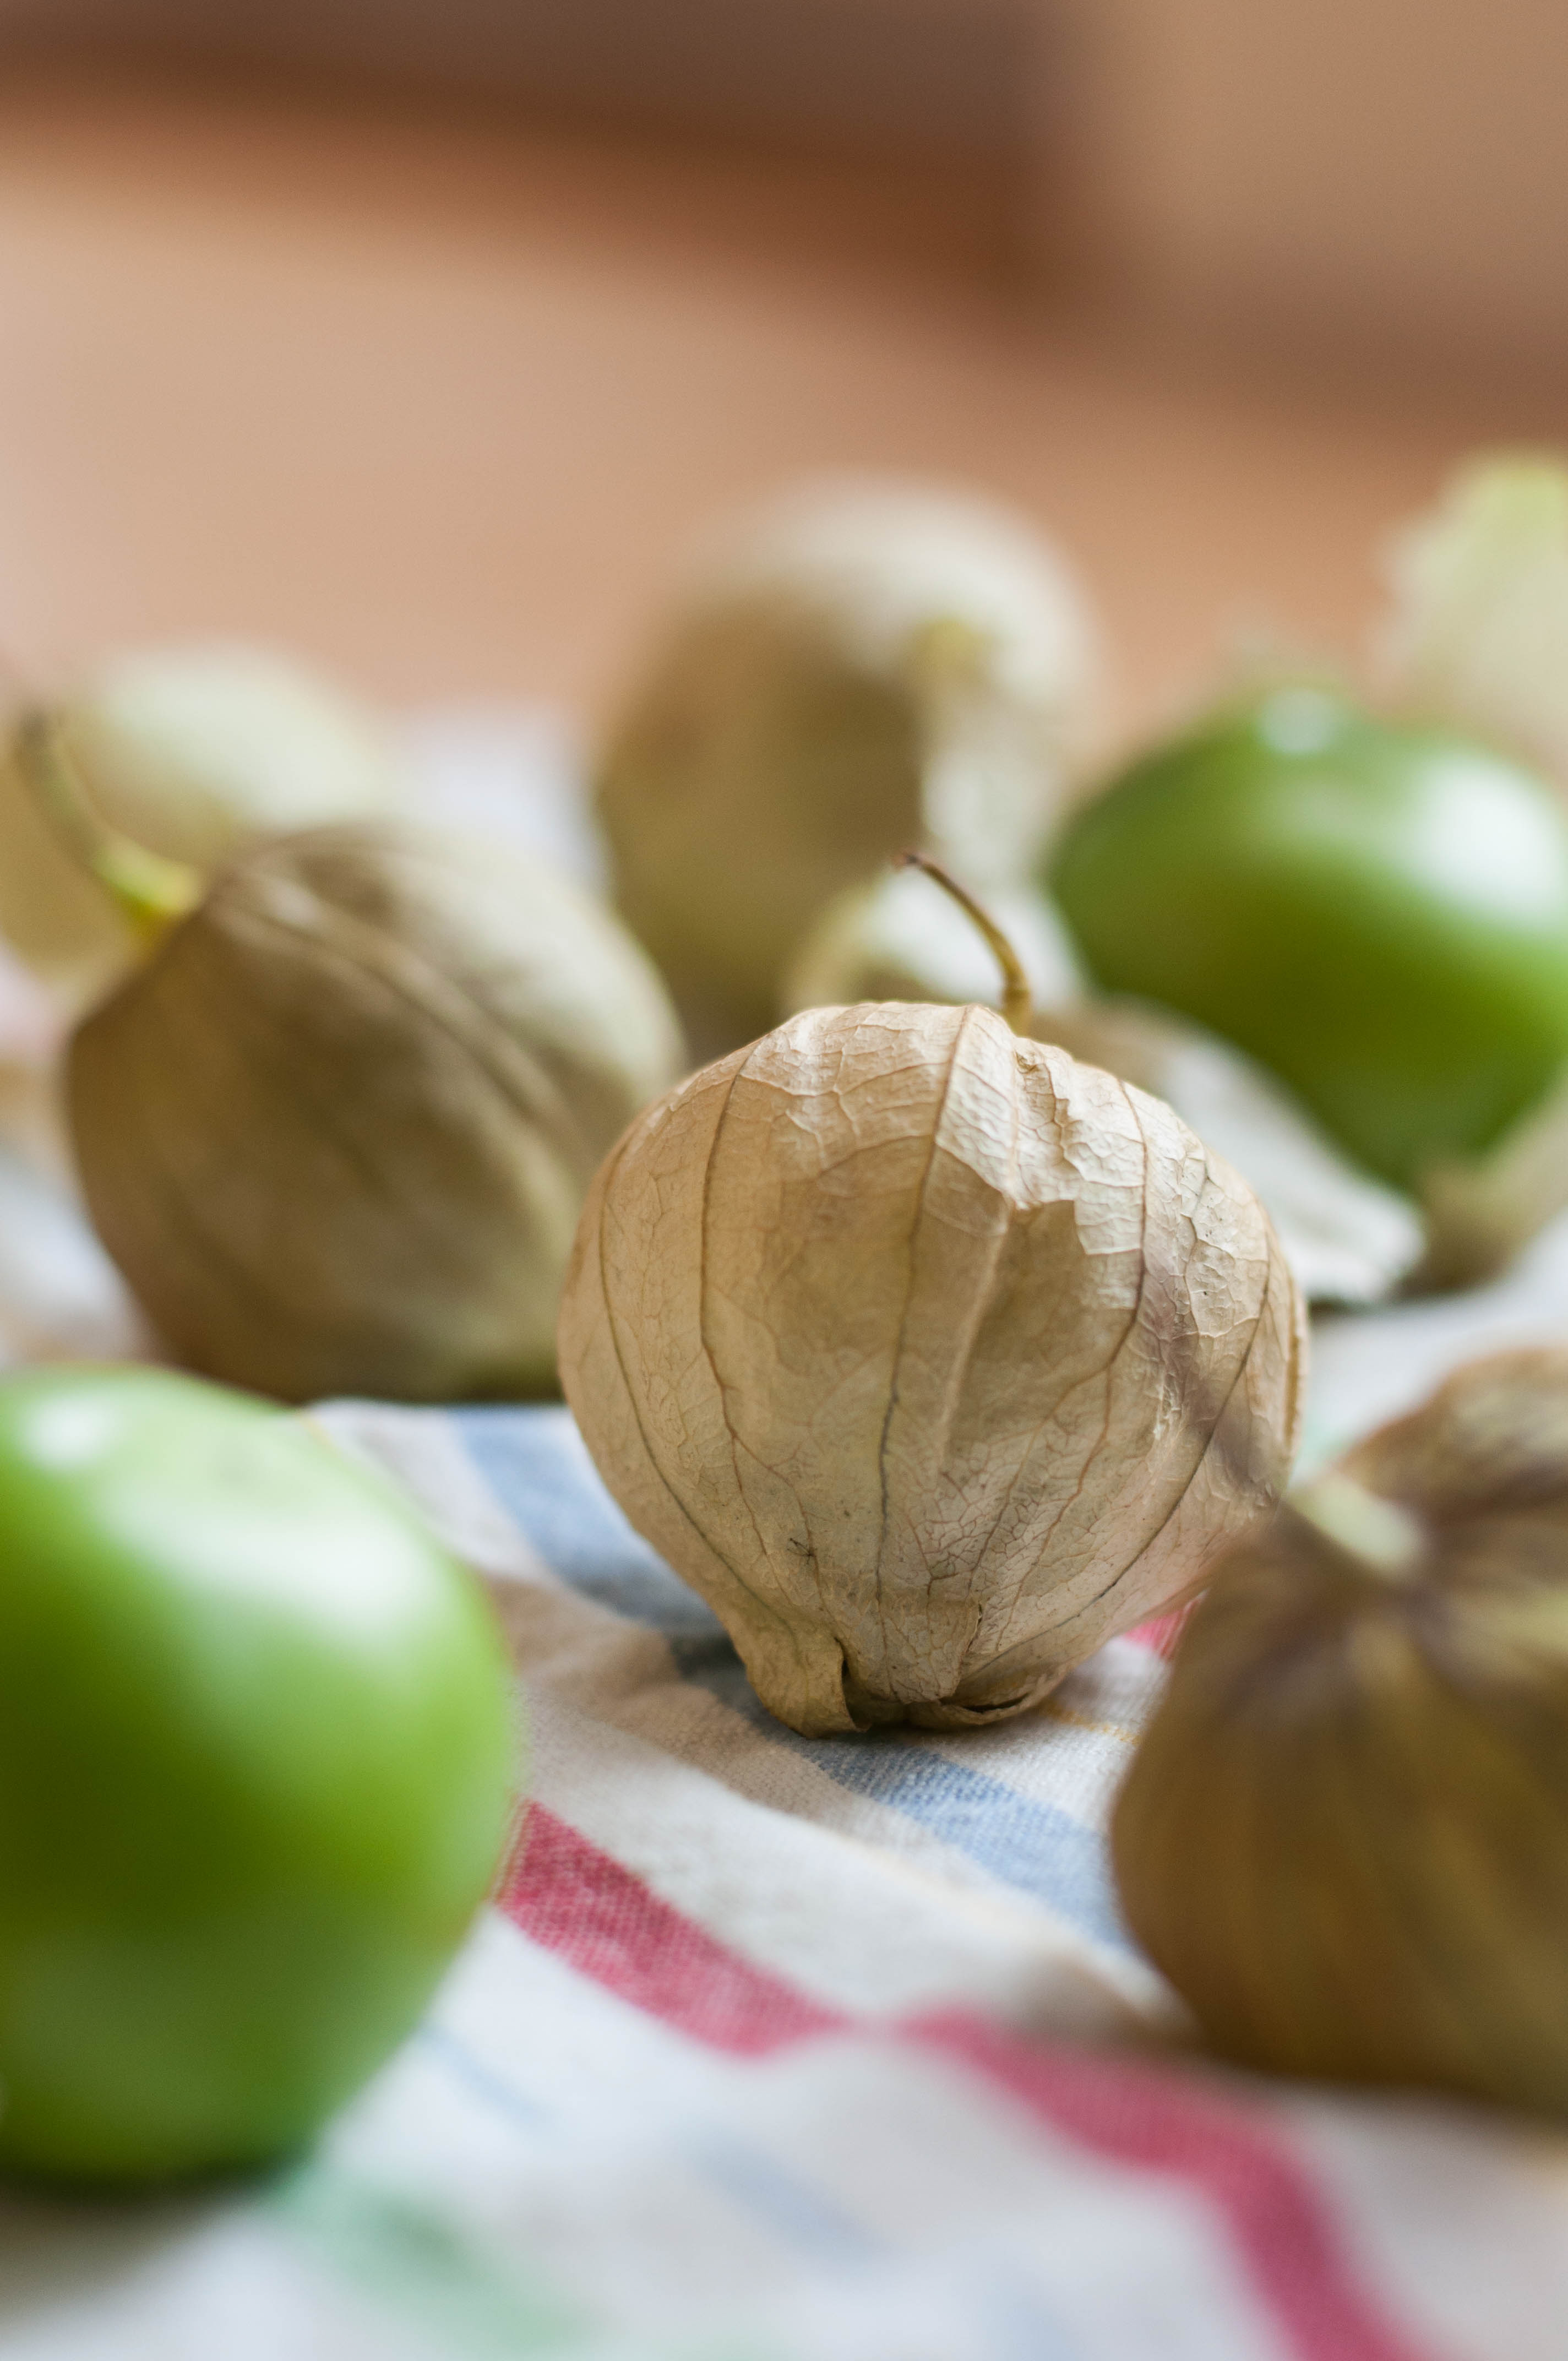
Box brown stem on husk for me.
[893,848,1032,1035]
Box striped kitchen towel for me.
[9,1390,1565,2361]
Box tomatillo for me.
[1049,687,1568,1190]
[0,1367,516,2185]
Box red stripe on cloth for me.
[1123,1601,1196,1658]
[500,1805,1436,2361]
[910,2012,1430,2361]
[498,1804,847,2055]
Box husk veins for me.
[560,1001,1303,1734]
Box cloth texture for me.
[10,1252,1568,2359]
[5,680,1568,2355]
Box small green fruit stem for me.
[894,849,1033,1035]
[14,707,202,945]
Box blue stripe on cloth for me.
[669,1653,1130,1955]
[959,2262,1083,2361]
[458,1406,724,1640]
[454,1408,1131,1956]
[427,2019,889,2276]
[678,2128,889,2266]
[417,2025,554,2134]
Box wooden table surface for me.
[0,61,1558,753]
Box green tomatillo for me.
[1048,686,1568,1195]
[0,1367,517,2186]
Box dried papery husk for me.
[782,867,1423,1308]
[68,822,685,1403]
[0,643,404,1002]
[559,1000,1304,1736]
[1036,1002,1426,1308]
[1113,1347,1568,2118]
[594,478,1098,1048]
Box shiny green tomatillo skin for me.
[0,1368,517,2185]
[1049,687,1568,1190]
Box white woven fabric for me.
[4,711,1568,2358]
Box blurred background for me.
[0,0,1563,741]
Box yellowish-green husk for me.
[0,643,405,1000]
[595,478,1098,1049]
[68,822,685,1403]
[1113,1347,1568,2118]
